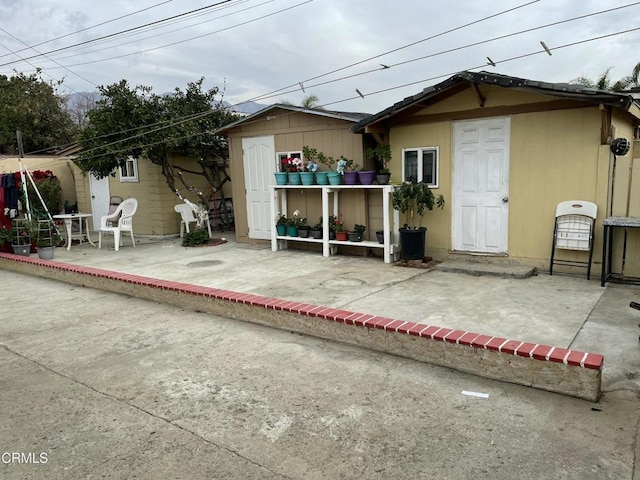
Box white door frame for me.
[452,117,510,254]
[242,135,276,240]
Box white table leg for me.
[64,219,73,251]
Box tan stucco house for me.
[217,104,373,244]
[351,70,640,275]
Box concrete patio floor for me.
[43,232,640,393]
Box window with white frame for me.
[402,147,439,187]
[276,151,302,172]
[119,156,139,182]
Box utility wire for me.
[320,26,640,108]
[246,0,541,103]
[0,0,174,60]
[0,0,238,68]
[34,0,273,67]
[63,25,640,162]
[0,27,98,87]
[249,1,640,104]
[24,4,638,156]
[27,1,313,71]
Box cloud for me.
[0,0,639,114]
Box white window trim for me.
[401,147,439,188]
[119,156,139,183]
[276,150,302,172]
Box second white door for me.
[452,117,510,254]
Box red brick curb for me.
[0,253,604,401]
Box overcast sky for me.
[0,0,639,114]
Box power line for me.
[10,1,312,73]
[247,0,541,103]
[0,0,174,60]
[320,26,640,108]
[0,27,98,87]
[0,0,239,68]
[90,25,640,160]
[23,4,639,158]
[32,0,273,68]
[248,1,640,104]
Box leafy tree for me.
[0,71,77,154]
[77,78,239,205]
[278,93,323,109]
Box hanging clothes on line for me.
[1,172,20,219]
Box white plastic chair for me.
[174,203,212,238]
[549,200,597,279]
[98,198,138,251]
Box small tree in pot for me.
[392,182,444,260]
[367,144,392,185]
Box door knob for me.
[502,196,509,203]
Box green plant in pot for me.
[297,216,311,238]
[367,144,392,185]
[392,181,445,260]
[348,224,366,242]
[10,218,35,256]
[310,219,323,239]
[275,213,288,236]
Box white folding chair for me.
[174,203,212,238]
[549,200,597,279]
[98,198,138,251]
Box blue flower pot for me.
[327,172,342,185]
[300,172,315,185]
[288,172,301,185]
[274,172,288,185]
[287,226,299,237]
[315,171,329,185]
[276,224,287,236]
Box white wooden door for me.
[242,136,276,240]
[453,117,510,254]
[89,174,110,231]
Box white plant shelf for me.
[270,184,400,263]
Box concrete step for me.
[435,261,537,279]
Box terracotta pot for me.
[335,231,349,241]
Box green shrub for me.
[182,228,210,247]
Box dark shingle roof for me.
[352,70,638,132]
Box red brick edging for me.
[0,253,604,401]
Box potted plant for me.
[337,156,360,185]
[36,220,58,260]
[275,213,288,236]
[297,216,311,238]
[332,215,348,241]
[310,219,323,239]
[281,156,304,185]
[287,210,305,237]
[367,144,392,185]
[306,146,340,185]
[392,181,445,260]
[11,218,33,256]
[348,224,366,242]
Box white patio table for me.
[52,213,95,251]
